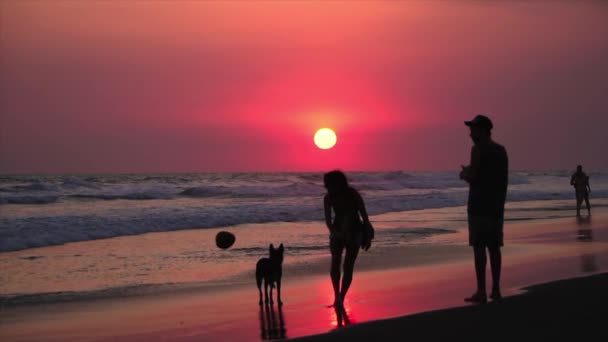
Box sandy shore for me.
[292,272,608,341]
[1,210,607,341]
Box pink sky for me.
[1,1,607,173]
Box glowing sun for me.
[314,128,337,149]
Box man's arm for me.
[587,176,591,192]
[464,145,481,183]
[570,174,576,186]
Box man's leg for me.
[465,246,487,303]
[584,195,591,215]
[474,246,487,295]
[488,246,502,299]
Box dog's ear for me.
[269,243,274,251]
[278,243,284,252]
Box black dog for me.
[256,243,284,306]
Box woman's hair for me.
[324,170,349,193]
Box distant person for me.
[459,115,509,303]
[323,170,372,307]
[570,165,591,216]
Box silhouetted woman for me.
[323,170,372,307]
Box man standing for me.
[460,115,508,303]
[570,165,591,217]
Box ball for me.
[215,231,236,249]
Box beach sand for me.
[293,272,608,341]
[1,209,607,341]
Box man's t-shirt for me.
[571,172,589,195]
[468,142,509,219]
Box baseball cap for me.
[464,115,493,130]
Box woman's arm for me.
[356,189,374,251]
[324,195,333,232]
[355,190,370,225]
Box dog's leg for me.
[277,279,283,306]
[264,278,269,304]
[269,280,274,304]
[256,274,263,306]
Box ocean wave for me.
[0,195,59,205]
[60,177,100,189]
[69,192,172,201]
[11,182,59,192]
[1,171,607,252]
[180,182,323,198]
[0,171,529,204]
[179,186,231,197]
[4,187,606,252]
[352,171,528,191]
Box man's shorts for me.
[576,189,589,201]
[468,215,504,248]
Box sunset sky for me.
[1,1,607,173]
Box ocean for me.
[1,171,607,301]
[1,171,607,252]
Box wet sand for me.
[1,210,607,341]
[292,272,608,341]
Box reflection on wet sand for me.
[259,304,287,340]
[576,216,593,241]
[576,216,597,272]
[580,254,598,273]
[334,305,352,328]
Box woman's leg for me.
[339,242,360,303]
[330,238,344,306]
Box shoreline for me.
[0,204,605,305]
[1,210,607,341]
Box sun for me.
[314,128,337,149]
